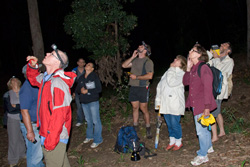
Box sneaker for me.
[207,146,214,153]
[146,127,152,139]
[191,155,209,166]
[83,138,93,144]
[90,141,103,148]
[75,123,83,127]
[10,164,18,167]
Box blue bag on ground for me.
[114,126,139,153]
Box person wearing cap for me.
[19,64,44,167]
[122,41,154,139]
[207,42,234,142]
[26,45,77,167]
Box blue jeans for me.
[194,113,212,157]
[20,123,44,167]
[163,114,182,139]
[81,101,103,143]
[75,93,85,123]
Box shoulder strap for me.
[197,62,207,77]
[141,58,149,75]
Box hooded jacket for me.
[155,67,185,115]
[26,64,76,150]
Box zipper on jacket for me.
[48,101,52,115]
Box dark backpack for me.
[114,126,139,153]
[198,62,223,99]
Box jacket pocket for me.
[48,101,52,115]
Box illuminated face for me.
[188,47,201,60]
[42,51,60,66]
[171,58,182,67]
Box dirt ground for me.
[1,54,250,167]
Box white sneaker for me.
[207,146,214,153]
[90,141,103,148]
[83,138,93,144]
[75,123,83,127]
[191,155,209,166]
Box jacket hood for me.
[53,69,77,88]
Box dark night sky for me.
[0,0,247,83]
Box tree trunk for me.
[115,21,122,83]
[27,0,44,69]
[247,0,250,66]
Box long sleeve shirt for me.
[183,61,217,115]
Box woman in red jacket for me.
[183,44,217,166]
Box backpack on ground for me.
[198,62,223,99]
[134,141,157,158]
[114,126,139,153]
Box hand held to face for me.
[132,50,139,59]
[186,57,193,72]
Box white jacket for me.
[208,55,234,100]
[155,67,185,115]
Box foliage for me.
[222,107,246,134]
[64,0,137,85]
[99,97,116,128]
[77,155,85,166]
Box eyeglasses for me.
[190,49,200,53]
[51,53,59,60]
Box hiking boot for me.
[191,155,209,166]
[146,127,152,139]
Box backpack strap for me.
[139,58,149,86]
[197,62,207,78]
[143,147,157,159]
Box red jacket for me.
[26,64,76,150]
[183,61,217,116]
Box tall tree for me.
[64,0,137,86]
[247,0,250,66]
[27,0,44,66]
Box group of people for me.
[3,41,233,167]
[153,42,234,166]
[4,45,103,167]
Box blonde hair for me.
[176,55,187,72]
[7,77,22,90]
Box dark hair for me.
[226,42,232,55]
[193,44,209,62]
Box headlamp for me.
[51,44,68,69]
[142,41,151,56]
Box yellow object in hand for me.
[198,114,216,127]
[212,49,220,56]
